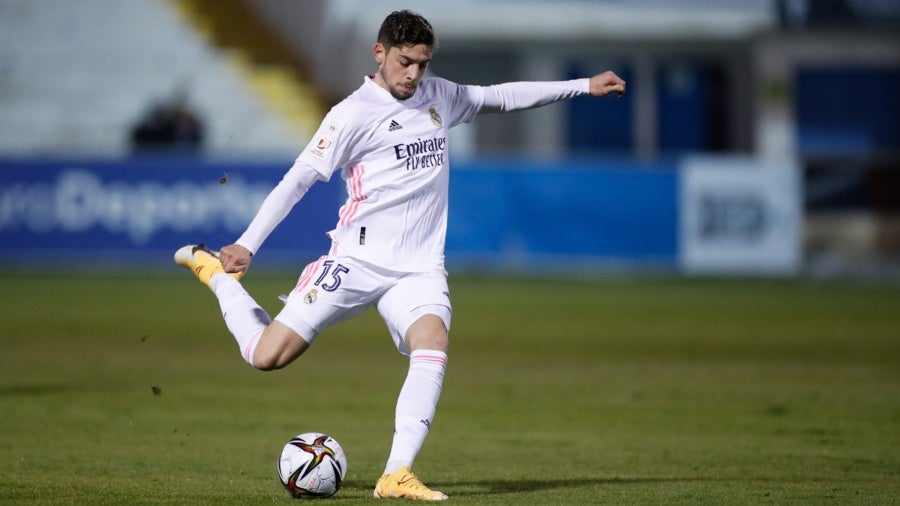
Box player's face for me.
[373,43,432,100]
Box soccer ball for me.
[277,432,348,498]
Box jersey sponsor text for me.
[392,136,447,171]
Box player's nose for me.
[406,67,423,82]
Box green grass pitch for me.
[1,271,898,504]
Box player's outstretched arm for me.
[478,70,626,114]
[220,244,253,274]
[589,71,626,98]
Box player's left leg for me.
[374,312,449,501]
[389,312,449,473]
[374,273,451,500]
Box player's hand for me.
[589,71,626,98]
[220,244,253,274]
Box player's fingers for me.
[220,253,242,272]
[224,262,248,274]
[600,84,625,97]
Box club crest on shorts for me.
[303,288,319,304]
[429,107,442,127]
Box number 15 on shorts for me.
[314,260,350,292]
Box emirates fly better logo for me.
[392,136,446,171]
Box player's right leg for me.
[174,244,244,286]
[251,321,309,370]
[175,244,309,369]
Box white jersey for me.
[235,75,590,273]
[299,76,484,273]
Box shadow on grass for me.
[0,383,87,397]
[442,476,705,496]
[340,476,698,498]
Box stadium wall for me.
[0,156,799,275]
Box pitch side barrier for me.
[0,156,799,274]
[446,157,679,273]
[0,157,339,270]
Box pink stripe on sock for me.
[242,328,265,365]
[411,354,448,366]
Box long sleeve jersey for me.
[236,75,590,273]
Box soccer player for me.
[176,10,625,501]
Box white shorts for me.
[274,255,452,355]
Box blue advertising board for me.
[0,157,341,269]
[1,156,680,273]
[447,157,679,271]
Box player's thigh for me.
[275,256,383,344]
[254,320,309,369]
[376,271,452,355]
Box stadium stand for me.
[0,0,314,156]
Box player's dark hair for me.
[377,10,437,50]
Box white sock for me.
[210,274,271,367]
[384,349,448,474]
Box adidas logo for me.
[388,119,403,132]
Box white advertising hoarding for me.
[680,157,802,275]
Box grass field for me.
[1,271,898,504]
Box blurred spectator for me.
[131,84,204,153]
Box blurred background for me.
[1,0,898,278]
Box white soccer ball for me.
[277,432,348,498]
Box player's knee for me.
[419,331,449,352]
[250,324,310,370]
[252,356,278,371]
[405,314,449,353]
[252,351,290,371]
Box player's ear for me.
[374,43,386,65]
